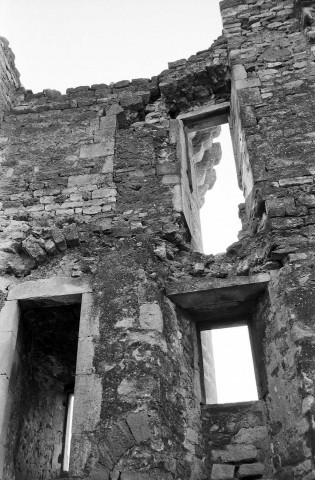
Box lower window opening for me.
[201,325,258,404]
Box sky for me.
[0,1,252,404]
[0,0,223,94]
[200,125,244,254]
[212,326,258,403]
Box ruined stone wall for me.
[0,37,20,124]
[2,1,315,479]
[219,1,315,477]
[202,401,271,479]
[0,59,227,478]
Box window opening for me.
[178,104,247,254]
[200,123,244,254]
[201,325,258,404]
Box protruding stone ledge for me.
[166,273,270,323]
[166,272,270,299]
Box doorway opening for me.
[5,302,80,480]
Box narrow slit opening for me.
[63,393,74,472]
[200,123,244,254]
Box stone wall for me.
[0,37,20,124]
[2,0,315,479]
[202,401,271,479]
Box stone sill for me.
[201,400,263,413]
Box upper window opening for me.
[178,104,245,254]
[200,123,244,254]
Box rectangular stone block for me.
[0,376,10,441]
[0,331,18,377]
[76,336,94,375]
[139,303,163,332]
[82,205,102,215]
[102,156,114,174]
[269,217,304,230]
[0,440,5,480]
[79,293,100,338]
[211,464,235,480]
[233,64,247,80]
[72,374,102,433]
[100,115,117,128]
[237,86,261,106]
[80,142,114,158]
[0,301,19,337]
[126,410,151,443]
[235,78,261,90]
[69,433,92,478]
[95,128,116,142]
[8,276,92,301]
[212,444,258,463]
[68,174,104,187]
[238,462,264,478]
[91,187,116,199]
[279,176,313,187]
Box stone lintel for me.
[7,276,92,303]
[178,102,230,130]
[166,273,270,324]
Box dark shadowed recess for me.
[20,303,81,387]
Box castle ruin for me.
[0,1,314,479]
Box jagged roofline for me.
[4,33,230,117]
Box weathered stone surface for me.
[22,236,47,264]
[80,142,114,159]
[3,3,315,479]
[211,464,235,480]
[139,303,163,332]
[72,374,102,433]
[238,462,264,478]
[51,227,67,252]
[8,276,92,300]
[99,419,135,466]
[212,445,258,463]
[63,224,80,247]
[44,239,57,255]
[126,410,151,443]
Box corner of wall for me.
[0,36,20,124]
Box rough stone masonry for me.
[1,0,315,479]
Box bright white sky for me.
[212,326,258,403]
[0,0,223,93]
[201,125,244,254]
[0,1,252,403]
